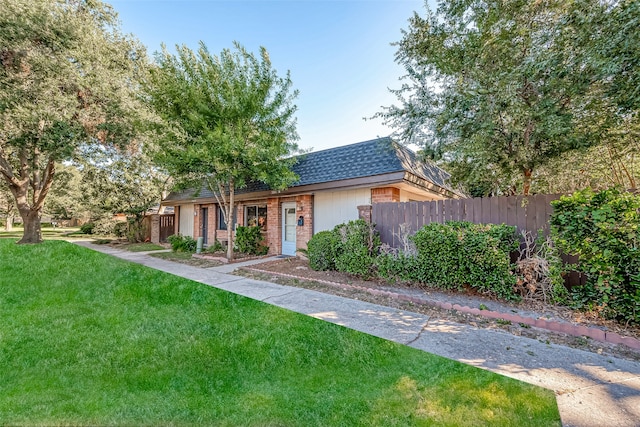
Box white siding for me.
[314,188,371,233]
[178,204,194,237]
[399,189,437,202]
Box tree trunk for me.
[226,182,235,261]
[5,214,13,231]
[17,208,42,244]
[522,168,533,196]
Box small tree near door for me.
[146,42,299,259]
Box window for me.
[218,206,237,231]
[245,205,267,229]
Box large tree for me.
[78,144,169,241]
[146,42,299,259]
[376,0,640,195]
[0,0,148,243]
[0,179,15,231]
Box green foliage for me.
[332,220,381,278]
[306,220,380,277]
[80,222,95,235]
[167,234,197,253]
[551,188,640,324]
[376,0,640,196]
[78,146,167,226]
[376,251,420,284]
[0,0,149,243]
[234,226,268,255]
[146,41,299,259]
[113,222,128,238]
[206,240,225,253]
[306,231,339,271]
[92,218,119,236]
[380,222,519,300]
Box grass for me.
[0,226,81,240]
[109,242,167,252]
[0,239,561,426]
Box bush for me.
[376,250,420,284]
[410,221,518,300]
[92,218,119,236]
[167,234,197,252]
[235,226,268,255]
[206,240,225,253]
[551,188,640,324]
[307,231,339,271]
[306,220,380,277]
[332,220,381,278]
[80,222,95,235]
[113,221,128,238]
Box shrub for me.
[551,188,640,324]
[410,221,518,300]
[80,222,95,235]
[376,249,420,284]
[167,234,197,252]
[113,221,128,238]
[92,218,119,236]
[333,220,381,278]
[206,240,225,253]
[235,226,268,255]
[307,231,339,271]
[306,220,380,277]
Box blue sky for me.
[109,0,429,152]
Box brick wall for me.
[296,194,313,251]
[265,197,281,255]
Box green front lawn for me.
[0,226,81,240]
[0,239,560,426]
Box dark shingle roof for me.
[291,137,449,187]
[164,137,451,202]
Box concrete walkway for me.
[73,241,640,427]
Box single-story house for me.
[160,137,457,256]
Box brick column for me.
[357,205,372,223]
[266,197,281,255]
[296,194,313,252]
[150,214,160,243]
[193,204,201,239]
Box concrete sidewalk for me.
[73,241,640,427]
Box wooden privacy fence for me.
[158,214,175,242]
[372,194,562,248]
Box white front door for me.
[281,202,297,256]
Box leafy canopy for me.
[146,41,299,258]
[0,0,149,242]
[376,0,640,196]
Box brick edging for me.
[244,267,640,351]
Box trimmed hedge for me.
[551,188,640,325]
[378,221,519,300]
